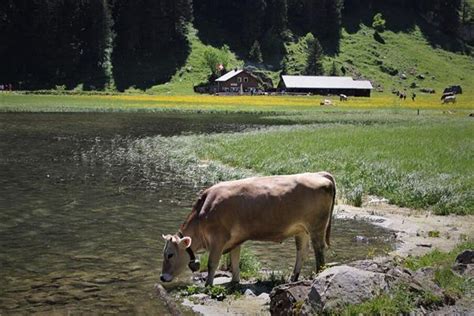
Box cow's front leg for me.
[230,246,241,283]
[291,233,310,282]
[206,248,223,286]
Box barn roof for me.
[281,75,373,90]
[215,69,244,82]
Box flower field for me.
[0,92,472,112]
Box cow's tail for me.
[319,172,336,248]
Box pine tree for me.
[249,40,263,63]
[304,33,324,75]
[439,0,461,36]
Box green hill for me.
[149,23,474,97]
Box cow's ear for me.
[162,234,173,241]
[178,236,192,249]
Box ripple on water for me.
[0,113,396,314]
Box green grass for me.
[330,25,474,93]
[146,27,242,95]
[404,241,474,271]
[197,247,262,280]
[1,94,472,215]
[197,114,473,215]
[341,284,437,315]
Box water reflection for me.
[0,113,394,314]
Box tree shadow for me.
[112,38,190,91]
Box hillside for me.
[2,0,473,94]
[148,23,474,96]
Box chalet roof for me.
[281,75,373,90]
[215,69,244,82]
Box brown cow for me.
[160,172,336,286]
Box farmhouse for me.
[215,69,259,93]
[278,75,373,97]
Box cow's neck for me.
[180,221,204,253]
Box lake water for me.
[0,113,394,314]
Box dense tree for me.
[0,0,114,90]
[0,0,468,90]
[304,33,324,75]
[249,41,264,63]
[288,0,343,53]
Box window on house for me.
[237,77,242,83]
[243,77,248,83]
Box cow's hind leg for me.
[310,233,326,273]
[230,245,241,283]
[291,233,310,282]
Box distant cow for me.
[441,92,455,101]
[443,95,456,104]
[340,94,348,101]
[160,172,336,286]
[320,99,333,106]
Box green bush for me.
[372,13,386,32]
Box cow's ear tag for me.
[179,236,192,249]
[189,260,200,272]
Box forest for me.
[0,0,471,91]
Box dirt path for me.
[336,199,473,257]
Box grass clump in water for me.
[198,247,262,280]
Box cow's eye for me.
[167,253,174,259]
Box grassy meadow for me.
[1,93,472,215]
[0,92,473,112]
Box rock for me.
[244,289,256,297]
[452,263,474,277]
[257,292,270,301]
[213,276,232,285]
[189,293,210,304]
[304,265,389,313]
[354,235,369,243]
[270,281,312,316]
[455,250,473,265]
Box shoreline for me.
[179,201,473,315]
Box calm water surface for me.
[0,113,394,314]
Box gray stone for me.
[257,292,270,301]
[270,281,312,316]
[213,276,232,285]
[305,265,389,312]
[244,289,256,297]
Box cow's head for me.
[160,234,193,282]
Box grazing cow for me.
[441,92,455,101]
[160,172,336,286]
[320,99,333,106]
[340,94,348,102]
[443,95,456,104]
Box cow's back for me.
[196,173,334,250]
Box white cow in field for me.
[443,95,456,104]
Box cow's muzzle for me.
[160,274,173,282]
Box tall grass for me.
[197,120,473,215]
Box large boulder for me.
[269,281,312,316]
[305,265,389,313]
